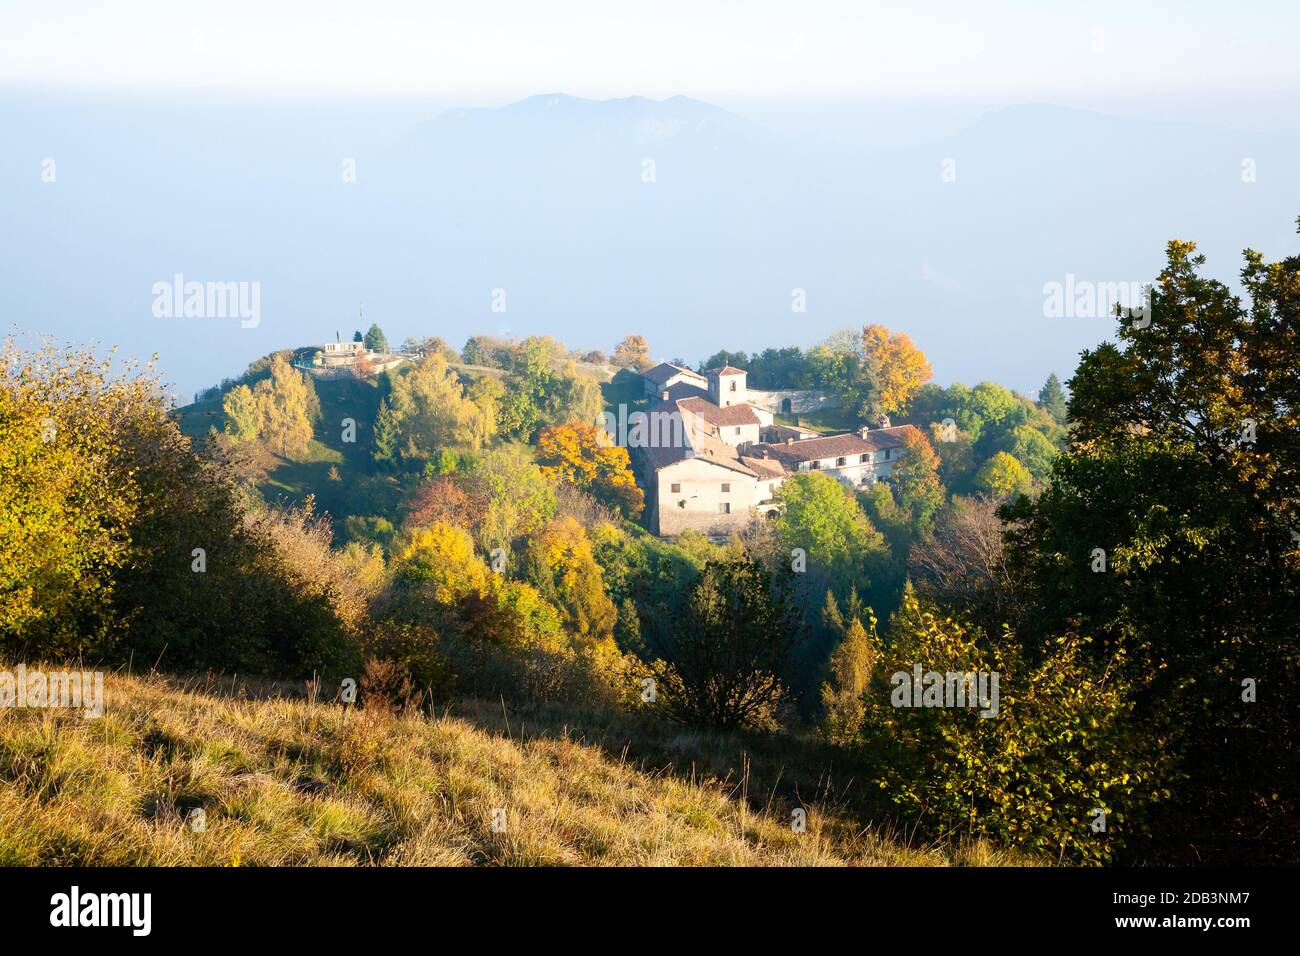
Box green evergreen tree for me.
[1038,372,1068,423]
[363,323,389,352]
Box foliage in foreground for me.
[822,589,1170,864]
[0,341,363,677]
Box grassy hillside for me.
[176,375,398,526]
[172,367,642,536]
[0,669,1026,866]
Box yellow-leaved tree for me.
[523,516,618,645]
[372,353,497,467]
[221,354,319,459]
[861,324,933,416]
[535,421,644,519]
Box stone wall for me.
[746,388,839,415]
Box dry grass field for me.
[0,668,1028,866]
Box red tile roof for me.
[758,425,920,465]
[642,362,705,387]
[676,396,762,427]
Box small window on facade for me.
[670,483,681,493]
[810,460,820,470]
[735,426,741,435]
[836,457,847,467]
[721,483,730,493]
[860,453,870,463]
[885,449,892,460]
[729,381,737,392]
[718,502,731,514]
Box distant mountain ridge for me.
[3,92,1298,402]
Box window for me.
[735,426,741,435]
[884,449,892,460]
[810,460,820,470]
[670,483,681,493]
[860,453,870,463]
[721,483,730,493]
[836,457,847,467]
[718,502,731,514]
[729,380,737,392]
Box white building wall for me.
[717,422,762,447]
[655,458,759,537]
[708,370,747,407]
[794,448,905,488]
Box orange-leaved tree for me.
[861,324,933,416]
[535,421,644,519]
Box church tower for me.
[707,365,747,407]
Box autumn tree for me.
[535,421,644,519]
[221,354,318,459]
[495,337,601,442]
[457,444,557,556]
[851,588,1164,864]
[0,342,138,652]
[461,335,515,368]
[819,325,932,421]
[612,334,652,370]
[973,450,1033,498]
[372,354,496,467]
[820,613,878,745]
[1004,226,1300,862]
[405,476,481,530]
[889,428,946,531]
[1,340,359,675]
[523,517,618,645]
[353,350,376,378]
[908,494,1016,628]
[392,521,490,605]
[860,324,933,416]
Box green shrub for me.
[837,589,1171,863]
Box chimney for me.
[860,426,871,439]
[661,390,670,401]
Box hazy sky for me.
[5,2,1298,400]
[4,0,1299,104]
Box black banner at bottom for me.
[0,865,1283,941]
